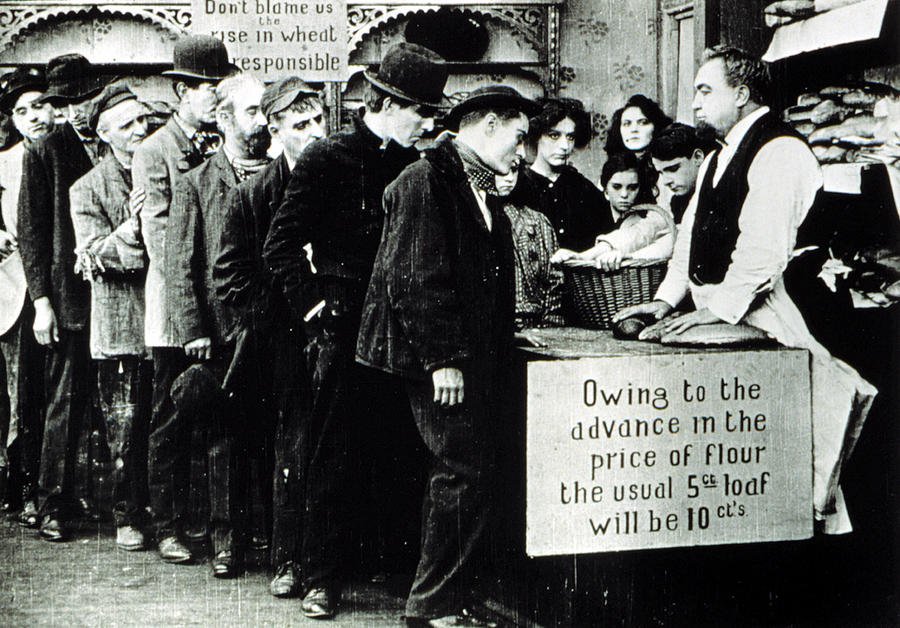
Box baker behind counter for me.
[612,45,876,534]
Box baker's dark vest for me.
[688,112,810,285]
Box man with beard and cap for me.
[17,53,105,542]
[264,42,446,619]
[0,67,52,524]
[132,34,231,565]
[213,76,325,598]
[69,84,152,552]
[166,72,269,577]
[614,46,876,534]
[357,85,538,628]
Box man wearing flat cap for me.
[357,85,539,627]
[214,76,325,598]
[69,84,152,552]
[17,53,106,542]
[264,42,447,619]
[165,71,270,577]
[0,67,53,525]
[132,34,231,564]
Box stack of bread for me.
[783,84,890,164]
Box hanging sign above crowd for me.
[525,349,813,556]
[191,0,348,81]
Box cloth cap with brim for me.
[442,85,541,131]
[40,54,105,106]
[261,76,319,119]
[363,42,447,108]
[0,67,47,112]
[162,35,236,82]
[90,83,145,131]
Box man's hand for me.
[128,188,146,218]
[432,367,464,407]
[184,337,213,361]
[33,296,59,347]
[612,299,672,324]
[550,248,578,265]
[659,307,722,336]
[0,230,16,260]
[595,248,624,272]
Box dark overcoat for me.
[166,149,238,347]
[17,123,92,331]
[356,136,516,380]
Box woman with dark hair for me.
[516,97,614,252]
[604,94,673,159]
[552,151,675,270]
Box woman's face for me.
[620,106,654,153]
[603,169,640,213]
[536,116,577,169]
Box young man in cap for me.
[213,76,325,597]
[69,84,152,552]
[264,42,447,618]
[357,84,537,628]
[132,34,231,564]
[649,122,715,223]
[166,72,269,577]
[0,67,53,524]
[17,53,105,542]
[615,46,875,534]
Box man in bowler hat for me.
[0,67,53,525]
[214,76,325,597]
[357,85,539,626]
[264,42,448,618]
[132,34,232,564]
[17,53,106,541]
[69,84,152,551]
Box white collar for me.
[721,106,770,150]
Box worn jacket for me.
[356,136,516,379]
[167,149,238,348]
[69,154,147,358]
[17,122,92,331]
[263,114,419,318]
[133,116,205,348]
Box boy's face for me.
[652,150,704,197]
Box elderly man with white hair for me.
[69,83,152,552]
[166,71,269,577]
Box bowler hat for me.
[443,85,541,131]
[261,76,319,119]
[41,54,105,105]
[0,67,47,113]
[163,35,235,82]
[363,43,447,108]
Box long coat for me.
[69,154,146,359]
[17,123,92,331]
[166,149,238,348]
[356,136,516,380]
[132,117,205,348]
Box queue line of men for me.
[0,35,525,627]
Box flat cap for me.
[261,76,318,119]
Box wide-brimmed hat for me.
[363,42,447,108]
[0,67,47,112]
[162,35,235,82]
[40,54,105,105]
[261,76,319,119]
[443,85,541,131]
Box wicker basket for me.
[563,258,667,330]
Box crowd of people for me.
[0,33,879,627]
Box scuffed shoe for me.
[17,500,39,528]
[38,516,69,542]
[301,587,337,619]
[211,549,243,578]
[158,536,192,563]
[269,561,300,598]
[410,609,498,628]
[116,525,145,551]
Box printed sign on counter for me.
[526,350,813,556]
[192,0,347,80]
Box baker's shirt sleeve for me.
[705,137,822,324]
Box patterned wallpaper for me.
[557,0,660,183]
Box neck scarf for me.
[455,140,499,195]
[224,144,270,182]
